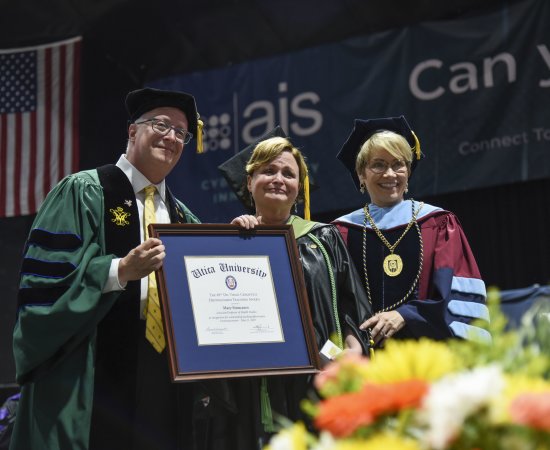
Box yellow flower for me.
[362,338,460,384]
[504,374,550,398]
[331,433,421,450]
[264,422,309,450]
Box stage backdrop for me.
[151,0,550,222]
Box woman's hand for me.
[343,333,363,356]
[359,311,405,345]
[231,214,261,229]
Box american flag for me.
[0,36,81,218]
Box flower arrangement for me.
[265,288,550,450]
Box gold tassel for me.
[303,173,311,221]
[196,116,204,154]
[411,131,421,161]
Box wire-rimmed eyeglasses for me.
[135,118,193,144]
[367,160,408,174]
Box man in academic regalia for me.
[10,88,203,450]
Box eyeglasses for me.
[135,118,193,144]
[367,160,408,174]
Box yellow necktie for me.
[143,185,166,353]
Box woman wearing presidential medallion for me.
[333,116,489,346]
[210,129,373,449]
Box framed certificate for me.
[148,223,320,381]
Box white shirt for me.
[102,154,171,317]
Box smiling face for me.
[247,150,300,217]
[360,147,410,207]
[126,106,189,183]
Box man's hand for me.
[118,238,166,284]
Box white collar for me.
[116,154,166,201]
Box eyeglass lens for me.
[369,160,406,173]
[151,120,191,144]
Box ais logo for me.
[201,82,323,153]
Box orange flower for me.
[314,379,429,437]
[314,390,377,437]
[509,392,550,431]
[380,379,429,410]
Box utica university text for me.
[191,262,267,278]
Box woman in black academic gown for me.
[200,128,373,450]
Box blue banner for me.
[152,0,550,222]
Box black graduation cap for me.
[125,87,204,152]
[218,126,288,212]
[336,115,423,190]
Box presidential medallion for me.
[383,253,403,277]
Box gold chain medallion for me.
[383,253,403,276]
[362,199,426,312]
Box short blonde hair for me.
[355,130,413,178]
[246,136,308,201]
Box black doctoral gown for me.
[191,216,372,450]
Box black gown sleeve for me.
[298,225,373,354]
